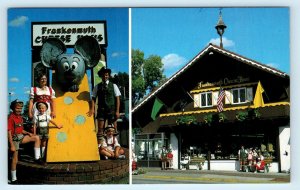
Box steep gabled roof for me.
[132,43,289,113]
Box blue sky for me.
[6,7,290,104]
[132,8,290,78]
[8,8,129,103]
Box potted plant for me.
[236,111,248,121]
[218,113,227,122]
[203,114,213,126]
[176,115,197,126]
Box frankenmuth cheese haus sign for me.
[198,76,250,89]
[32,21,107,47]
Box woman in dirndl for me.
[28,73,56,119]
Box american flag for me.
[217,88,225,112]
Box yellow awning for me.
[159,102,290,117]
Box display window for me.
[180,124,278,161]
[134,133,168,162]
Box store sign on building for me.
[198,76,250,89]
[31,21,107,47]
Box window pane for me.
[233,90,239,103]
[201,93,206,106]
[149,140,154,156]
[240,89,246,102]
[207,93,212,106]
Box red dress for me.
[30,86,55,116]
[255,160,266,170]
[167,153,173,159]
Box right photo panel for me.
[131,7,290,184]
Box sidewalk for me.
[132,167,290,184]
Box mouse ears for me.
[40,38,66,68]
[74,36,101,69]
[40,36,101,69]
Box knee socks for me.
[11,170,17,181]
[41,147,46,158]
[34,148,41,160]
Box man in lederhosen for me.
[87,67,121,149]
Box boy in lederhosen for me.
[33,102,63,160]
[8,99,41,184]
[99,125,125,160]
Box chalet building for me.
[132,14,290,173]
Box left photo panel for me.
[7,8,129,184]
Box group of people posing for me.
[160,146,174,170]
[8,67,124,183]
[238,145,267,173]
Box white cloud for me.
[24,90,30,95]
[111,52,126,58]
[162,53,187,70]
[9,16,28,27]
[10,77,20,82]
[209,37,235,47]
[266,63,280,69]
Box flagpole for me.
[181,86,201,108]
[223,88,232,104]
[260,81,270,101]
[186,90,201,108]
[217,85,231,104]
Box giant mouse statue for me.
[40,36,101,92]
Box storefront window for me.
[180,124,278,161]
[232,88,246,104]
[200,92,212,107]
[134,133,168,162]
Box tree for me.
[143,55,165,92]
[22,100,30,119]
[131,49,165,106]
[132,49,146,106]
[132,49,144,76]
[111,72,129,99]
[110,72,129,113]
[33,62,47,87]
[132,75,145,105]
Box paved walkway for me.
[132,167,290,184]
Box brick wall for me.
[15,149,129,184]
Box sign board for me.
[198,76,250,89]
[31,21,107,47]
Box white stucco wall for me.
[279,126,290,172]
[199,161,279,172]
[202,160,238,171]
[170,133,179,169]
